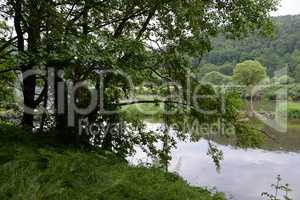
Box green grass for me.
[287,102,300,109]
[0,122,225,200]
[120,103,164,122]
[277,102,300,119]
[287,102,300,119]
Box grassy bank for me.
[276,101,300,119]
[120,103,164,122]
[286,102,300,119]
[0,122,225,200]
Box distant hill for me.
[196,15,300,80]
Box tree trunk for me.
[20,0,42,129]
[13,0,33,128]
[21,75,36,128]
[250,94,254,112]
[247,86,254,118]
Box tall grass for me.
[0,122,226,200]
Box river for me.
[130,122,300,200]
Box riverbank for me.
[121,100,300,122]
[0,122,225,200]
[286,102,300,119]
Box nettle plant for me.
[261,175,293,200]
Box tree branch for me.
[116,99,189,107]
[65,0,80,20]
[13,0,25,52]
[34,84,47,107]
[148,67,172,81]
[136,5,157,40]
[113,7,150,38]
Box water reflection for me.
[169,140,300,200]
[131,123,300,200]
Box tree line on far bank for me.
[195,15,300,82]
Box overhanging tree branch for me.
[148,67,172,81]
[34,84,47,107]
[114,6,150,38]
[136,5,158,40]
[116,99,190,107]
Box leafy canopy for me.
[0,0,280,161]
[233,60,267,86]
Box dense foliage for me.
[196,15,300,80]
[0,0,279,168]
[0,1,287,198]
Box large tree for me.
[233,60,267,115]
[0,0,279,161]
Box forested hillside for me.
[197,15,300,80]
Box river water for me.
[130,122,300,200]
[169,140,300,200]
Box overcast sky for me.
[273,0,300,16]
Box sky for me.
[273,0,300,16]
